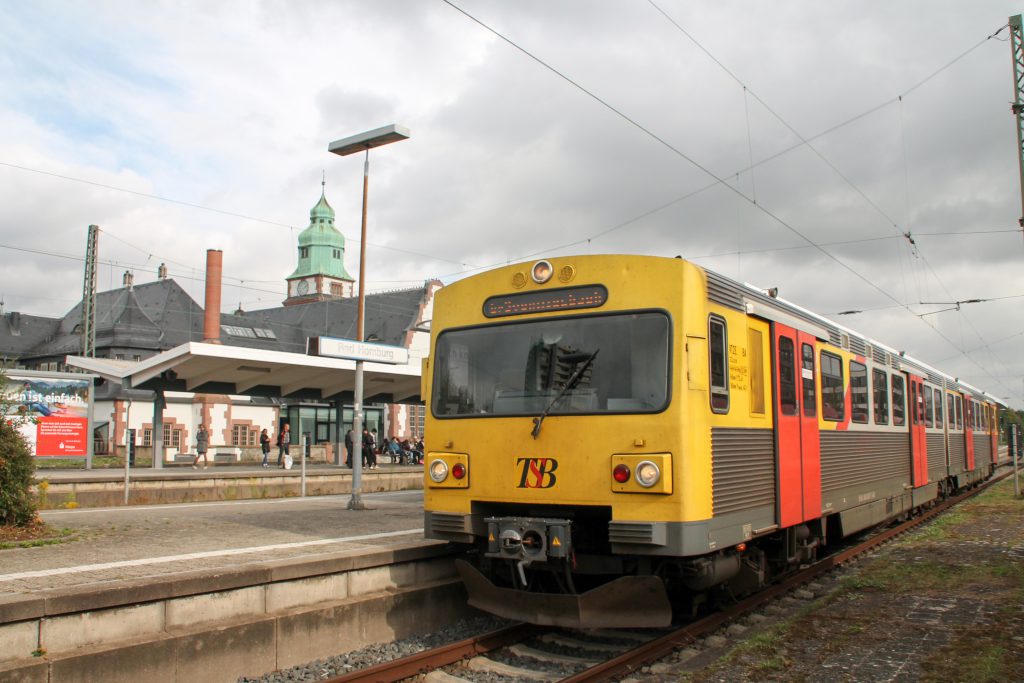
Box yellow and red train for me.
[421,255,1004,627]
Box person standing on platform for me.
[259,428,271,468]
[362,427,377,469]
[345,428,355,468]
[277,423,291,468]
[192,424,209,470]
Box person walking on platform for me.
[344,428,354,468]
[192,424,209,470]
[277,423,291,468]
[259,428,271,468]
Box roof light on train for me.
[635,460,661,488]
[531,260,553,284]
[429,459,449,483]
[452,462,466,480]
[613,463,631,483]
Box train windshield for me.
[431,311,670,417]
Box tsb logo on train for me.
[516,457,558,488]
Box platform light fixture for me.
[329,124,410,510]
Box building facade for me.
[0,188,438,463]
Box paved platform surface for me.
[34,461,420,482]
[0,489,429,598]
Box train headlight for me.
[635,461,661,488]
[611,453,672,494]
[426,453,469,488]
[531,260,553,284]
[429,459,449,483]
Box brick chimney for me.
[203,249,223,344]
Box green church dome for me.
[288,187,354,281]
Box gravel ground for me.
[237,616,511,683]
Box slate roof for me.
[0,312,61,362]
[2,277,434,365]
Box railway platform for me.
[0,488,472,683]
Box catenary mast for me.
[80,224,98,358]
[1008,15,1024,242]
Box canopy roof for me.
[66,341,422,404]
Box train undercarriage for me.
[458,509,826,628]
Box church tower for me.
[284,182,355,305]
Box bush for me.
[0,370,38,526]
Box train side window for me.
[748,328,765,415]
[709,316,729,414]
[974,401,980,430]
[892,375,906,426]
[934,388,943,428]
[820,351,844,421]
[955,396,963,430]
[778,336,797,416]
[872,369,889,425]
[801,343,816,418]
[948,394,956,430]
[850,361,868,423]
[924,386,934,428]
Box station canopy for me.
[66,341,422,404]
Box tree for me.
[0,369,37,527]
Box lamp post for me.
[329,124,410,510]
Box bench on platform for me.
[213,447,241,463]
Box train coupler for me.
[484,516,572,571]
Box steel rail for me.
[322,622,540,683]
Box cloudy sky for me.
[1,1,1022,407]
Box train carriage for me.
[422,255,1004,628]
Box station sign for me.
[307,336,410,365]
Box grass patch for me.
[686,622,793,681]
[907,510,967,542]
[921,628,1014,682]
[0,522,74,549]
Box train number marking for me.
[516,458,559,488]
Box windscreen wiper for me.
[531,348,599,439]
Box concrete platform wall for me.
[0,545,473,683]
[34,471,424,509]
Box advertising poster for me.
[3,375,91,458]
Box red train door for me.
[964,398,975,471]
[907,375,928,487]
[772,324,821,527]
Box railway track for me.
[323,472,1006,683]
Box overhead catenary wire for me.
[440,0,1017,398]
[0,160,479,271]
[645,0,1013,383]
